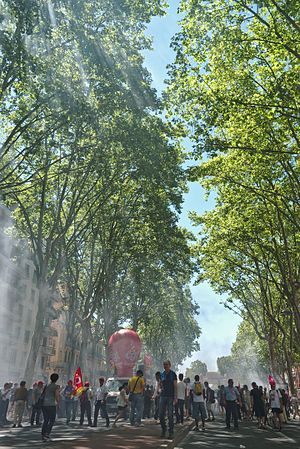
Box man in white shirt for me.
[269,384,282,415]
[190,375,207,431]
[92,377,109,427]
[176,374,186,424]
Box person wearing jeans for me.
[224,378,241,430]
[176,373,186,424]
[159,360,178,439]
[128,370,145,426]
[93,377,110,427]
[31,381,44,426]
[41,373,60,442]
[63,380,74,425]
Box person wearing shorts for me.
[269,384,282,426]
[112,384,128,427]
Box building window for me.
[31,289,36,302]
[26,309,32,326]
[9,352,17,365]
[24,330,31,344]
[8,299,14,312]
[18,304,23,317]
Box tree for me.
[166,0,300,392]
[0,0,181,381]
[186,360,207,379]
[217,321,270,386]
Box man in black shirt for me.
[159,360,177,439]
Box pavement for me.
[0,418,192,449]
[0,416,299,449]
[176,417,300,449]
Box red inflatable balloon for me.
[108,329,142,377]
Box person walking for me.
[204,381,215,421]
[250,382,265,429]
[190,375,207,432]
[41,373,60,442]
[269,383,283,430]
[159,360,177,439]
[112,384,128,427]
[31,381,44,426]
[242,385,251,420]
[128,369,145,427]
[12,381,28,428]
[79,382,93,426]
[176,374,186,425]
[93,377,109,427]
[153,372,161,422]
[185,378,192,419]
[0,383,12,425]
[63,380,74,425]
[143,385,153,419]
[218,385,226,416]
[224,379,241,430]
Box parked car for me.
[105,377,129,415]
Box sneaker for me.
[12,424,16,428]
[168,433,174,440]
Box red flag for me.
[268,375,276,386]
[73,367,84,396]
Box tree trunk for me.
[24,282,49,384]
[284,347,296,394]
[78,320,90,381]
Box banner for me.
[73,367,84,396]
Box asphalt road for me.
[0,416,299,449]
[176,418,300,449]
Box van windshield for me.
[106,379,128,392]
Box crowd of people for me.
[0,359,300,442]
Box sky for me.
[143,1,241,371]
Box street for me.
[177,418,300,449]
[0,417,299,449]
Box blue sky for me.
[143,1,241,371]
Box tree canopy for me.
[166,0,300,391]
[0,0,200,380]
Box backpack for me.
[194,382,202,396]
